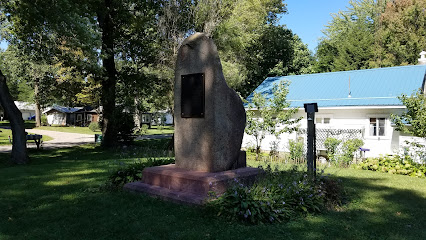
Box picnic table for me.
[26,134,43,149]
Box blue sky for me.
[1,0,351,53]
[280,0,351,52]
[0,40,7,50]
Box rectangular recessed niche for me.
[181,73,205,118]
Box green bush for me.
[41,114,48,126]
[245,142,256,153]
[140,124,149,135]
[269,140,280,158]
[324,137,341,163]
[288,139,304,161]
[105,157,175,190]
[340,139,364,167]
[88,122,100,132]
[356,155,426,178]
[209,166,345,224]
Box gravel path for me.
[0,129,95,153]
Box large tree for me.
[0,70,29,164]
[0,0,97,127]
[315,0,426,72]
[151,0,294,103]
[315,0,380,72]
[375,0,426,67]
[241,28,314,97]
[1,0,160,147]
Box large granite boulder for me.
[174,33,246,172]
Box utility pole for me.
[304,103,318,178]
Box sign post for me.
[304,103,318,178]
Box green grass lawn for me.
[0,129,53,145]
[34,125,171,135]
[37,126,101,135]
[0,143,425,240]
[0,120,36,129]
[146,125,174,135]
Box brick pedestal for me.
[124,164,262,205]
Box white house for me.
[244,58,426,158]
[14,101,36,120]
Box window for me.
[323,118,330,124]
[369,118,385,136]
[316,117,331,124]
[141,113,151,123]
[77,114,82,122]
[87,114,92,122]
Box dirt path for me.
[0,129,95,153]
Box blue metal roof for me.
[246,65,426,108]
[51,106,81,113]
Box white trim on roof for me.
[288,96,398,102]
[306,105,406,110]
[246,105,406,111]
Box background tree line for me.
[315,0,426,72]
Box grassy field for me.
[0,120,36,129]
[0,129,53,145]
[36,125,173,135]
[0,142,425,240]
[145,125,174,135]
[0,121,173,136]
[36,126,101,135]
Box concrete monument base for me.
[124,164,262,205]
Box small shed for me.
[75,107,100,126]
[43,106,81,126]
[44,106,100,126]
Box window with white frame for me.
[369,118,386,136]
[77,114,82,122]
[87,114,92,122]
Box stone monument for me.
[124,33,261,204]
[174,33,246,172]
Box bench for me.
[26,134,43,149]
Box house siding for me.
[242,107,420,158]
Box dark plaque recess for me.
[181,73,205,118]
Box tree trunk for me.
[98,0,118,148]
[0,70,29,164]
[34,78,41,127]
[134,96,141,130]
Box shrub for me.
[140,124,149,135]
[88,122,100,132]
[401,140,426,164]
[324,137,341,163]
[288,139,304,161]
[105,157,175,190]
[340,139,364,167]
[245,142,256,153]
[209,166,345,224]
[269,140,280,158]
[356,155,426,178]
[41,114,48,126]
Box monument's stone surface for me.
[174,33,246,172]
